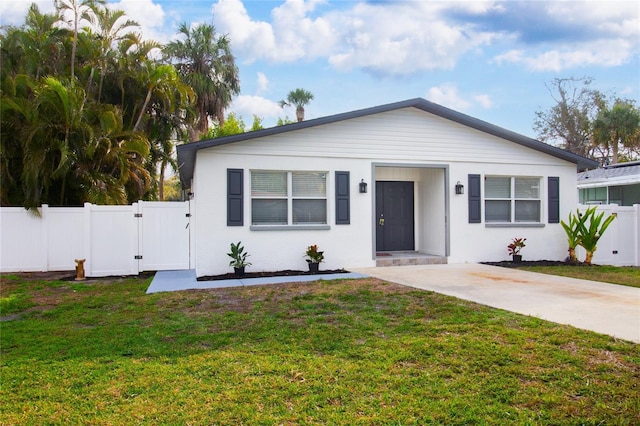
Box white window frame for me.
[484,176,542,224]
[250,170,329,230]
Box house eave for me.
[176,98,599,189]
[578,176,640,188]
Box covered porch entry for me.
[373,164,449,266]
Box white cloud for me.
[325,2,497,75]
[213,0,335,63]
[230,95,282,123]
[256,72,269,95]
[494,39,634,72]
[109,0,169,43]
[426,84,492,111]
[0,0,55,26]
[492,1,639,72]
[474,94,493,109]
[212,0,277,62]
[427,84,471,111]
[547,1,639,38]
[213,0,496,75]
[2,0,173,44]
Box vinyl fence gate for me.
[0,201,192,277]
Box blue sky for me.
[2,0,639,138]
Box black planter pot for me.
[234,266,245,276]
[512,254,522,263]
[308,262,320,274]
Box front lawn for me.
[518,264,640,288]
[1,275,638,424]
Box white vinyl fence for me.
[0,201,191,277]
[575,204,640,267]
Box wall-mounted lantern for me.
[359,179,368,193]
[455,181,464,195]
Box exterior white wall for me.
[193,154,374,276]
[192,107,582,276]
[447,161,578,263]
[419,168,446,256]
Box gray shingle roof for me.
[177,98,599,188]
[577,161,640,184]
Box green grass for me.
[1,274,639,424]
[518,264,640,288]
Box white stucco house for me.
[177,98,598,277]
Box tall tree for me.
[280,88,314,122]
[0,74,152,208]
[21,4,67,78]
[132,63,194,200]
[2,5,214,207]
[533,77,603,158]
[89,7,139,101]
[592,101,640,164]
[164,23,240,140]
[55,0,104,80]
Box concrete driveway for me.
[351,263,640,343]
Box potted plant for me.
[304,244,324,273]
[507,237,526,262]
[227,241,251,276]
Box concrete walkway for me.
[146,269,368,294]
[351,263,640,343]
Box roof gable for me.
[177,98,598,187]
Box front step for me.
[375,253,447,267]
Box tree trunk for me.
[584,251,594,265]
[159,160,166,201]
[296,106,305,122]
[611,135,618,164]
[133,89,153,132]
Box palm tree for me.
[592,101,640,164]
[89,7,139,101]
[55,0,105,80]
[0,74,153,208]
[77,105,152,204]
[280,88,314,122]
[20,4,67,78]
[164,23,240,140]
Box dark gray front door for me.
[376,181,414,252]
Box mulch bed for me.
[197,269,351,281]
[482,260,584,268]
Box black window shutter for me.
[468,174,481,223]
[227,168,243,226]
[548,176,560,224]
[335,171,350,225]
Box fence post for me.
[83,202,93,277]
[636,204,640,267]
[135,201,143,273]
[40,204,49,271]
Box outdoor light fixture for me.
[359,179,368,193]
[455,181,464,195]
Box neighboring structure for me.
[177,98,598,277]
[577,161,640,206]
